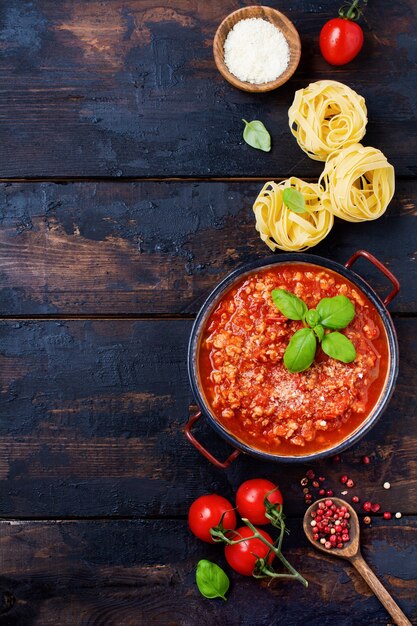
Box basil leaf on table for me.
[313,324,325,342]
[321,332,356,363]
[317,295,355,329]
[242,119,271,152]
[196,560,230,601]
[272,289,308,321]
[282,188,306,214]
[284,328,317,373]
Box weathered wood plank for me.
[1,180,415,315]
[0,318,416,518]
[1,0,416,177]
[0,518,415,625]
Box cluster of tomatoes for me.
[188,478,283,576]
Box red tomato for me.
[236,479,283,525]
[225,526,274,576]
[320,17,364,65]
[188,494,236,543]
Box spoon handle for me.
[350,554,412,626]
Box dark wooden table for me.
[1,1,416,624]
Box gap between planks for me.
[1,513,416,522]
[1,313,416,321]
[1,175,417,184]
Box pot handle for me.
[345,250,400,306]
[184,411,240,469]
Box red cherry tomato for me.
[320,17,364,65]
[188,494,236,543]
[236,479,283,525]
[225,526,274,576]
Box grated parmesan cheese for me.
[224,18,290,84]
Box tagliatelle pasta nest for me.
[319,144,395,222]
[253,177,334,252]
[288,80,368,161]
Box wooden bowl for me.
[213,6,301,93]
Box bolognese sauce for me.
[198,264,389,455]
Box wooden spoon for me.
[304,498,412,626]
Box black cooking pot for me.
[185,250,399,468]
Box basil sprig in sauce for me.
[271,289,356,373]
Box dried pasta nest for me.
[319,144,395,222]
[288,80,368,161]
[253,177,334,252]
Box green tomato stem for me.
[339,0,367,21]
[211,509,308,587]
[242,519,308,587]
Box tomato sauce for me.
[198,264,389,456]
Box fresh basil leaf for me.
[317,295,355,329]
[284,328,317,373]
[321,332,356,363]
[282,188,306,214]
[196,560,229,601]
[314,324,325,342]
[305,309,320,328]
[271,289,308,321]
[242,119,271,152]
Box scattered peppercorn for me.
[383,482,391,490]
[318,476,325,482]
[346,478,355,488]
[306,469,315,479]
[363,501,372,512]
[362,456,371,465]
[340,475,348,484]
[326,489,334,497]
[301,477,308,486]
[352,495,360,503]
[318,488,326,496]
[383,512,392,520]
[395,512,402,519]
[371,503,381,513]
[303,487,309,494]
[364,516,372,524]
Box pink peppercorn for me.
[312,480,320,488]
[362,455,371,465]
[383,512,392,520]
[310,499,351,550]
[346,479,355,488]
[363,501,372,512]
[318,489,326,496]
[371,503,381,513]
[306,469,315,480]
[326,489,334,497]
[319,476,325,482]
[352,496,360,503]
[340,475,348,484]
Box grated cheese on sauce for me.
[224,18,290,84]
